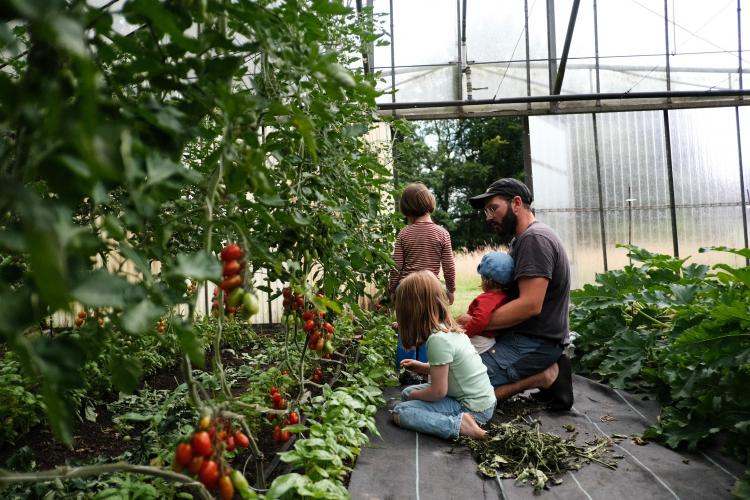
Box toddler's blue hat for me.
[477,252,514,284]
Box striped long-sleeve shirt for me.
[389,221,456,296]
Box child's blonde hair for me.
[394,270,458,350]
[399,183,436,218]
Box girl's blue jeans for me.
[392,384,496,441]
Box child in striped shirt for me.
[389,182,456,303]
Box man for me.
[465,178,573,410]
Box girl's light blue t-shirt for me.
[426,331,495,411]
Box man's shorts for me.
[480,334,563,387]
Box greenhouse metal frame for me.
[369,0,750,285]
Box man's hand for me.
[456,313,472,326]
[486,276,549,330]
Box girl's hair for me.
[399,183,436,218]
[394,271,458,350]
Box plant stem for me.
[0,463,212,500]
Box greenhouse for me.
[0,1,748,499]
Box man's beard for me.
[492,209,517,238]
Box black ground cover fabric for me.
[348,376,743,499]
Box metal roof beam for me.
[552,0,581,95]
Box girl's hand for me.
[400,359,418,371]
[400,359,428,374]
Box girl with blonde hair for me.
[392,271,496,440]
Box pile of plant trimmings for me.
[463,417,619,492]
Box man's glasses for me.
[484,204,502,217]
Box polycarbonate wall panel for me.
[392,0,457,66]
[667,1,740,91]
[529,114,604,288]
[595,0,667,93]
[596,111,673,269]
[470,64,529,101]
[554,0,598,94]
[741,108,750,253]
[669,108,746,267]
[466,0,526,64]
[391,66,456,102]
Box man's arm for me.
[485,277,549,330]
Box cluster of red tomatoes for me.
[172,415,253,498]
[73,310,107,329]
[212,243,259,320]
[268,386,300,443]
[309,366,324,384]
[281,288,336,353]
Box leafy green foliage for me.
[0,354,45,444]
[269,314,395,498]
[0,0,394,445]
[571,245,750,489]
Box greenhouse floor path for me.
[348,375,743,500]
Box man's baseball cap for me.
[469,178,533,209]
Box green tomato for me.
[242,291,260,318]
[323,340,335,354]
[227,287,245,307]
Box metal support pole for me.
[389,0,396,107]
[592,114,608,270]
[545,0,558,96]
[739,0,744,90]
[522,116,534,194]
[662,109,679,257]
[453,0,465,101]
[735,107,750,264]
[355,0,369,75]
[552,0,581,95]
[525,0,531,99]
[593,0,601,95]
[663,0,671,92]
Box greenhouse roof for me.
[369,0,750,119]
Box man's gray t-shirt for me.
[508,221,570,343]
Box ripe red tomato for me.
[303,319,316,332]
[191,431,213,457]
[225,435,236,452]
[188,456,204,475]
[220,275,242,291]
[271,392,283,404]
[279,430,291,442]
[219,475,235,500]
[325,322,334,334]
[234,431,250,448]
[77,310,87,319]
[301,310,314,321]
[273,425,282,442]
[222,259,241,277]
[282,287,292,298]
[199,459,220,488]
[220,243,243,262]
[269,386,279,395]
[174,442,193,467]
[288,411,300,425]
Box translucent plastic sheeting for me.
[373,0,746,115]
[668,108,746,267]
